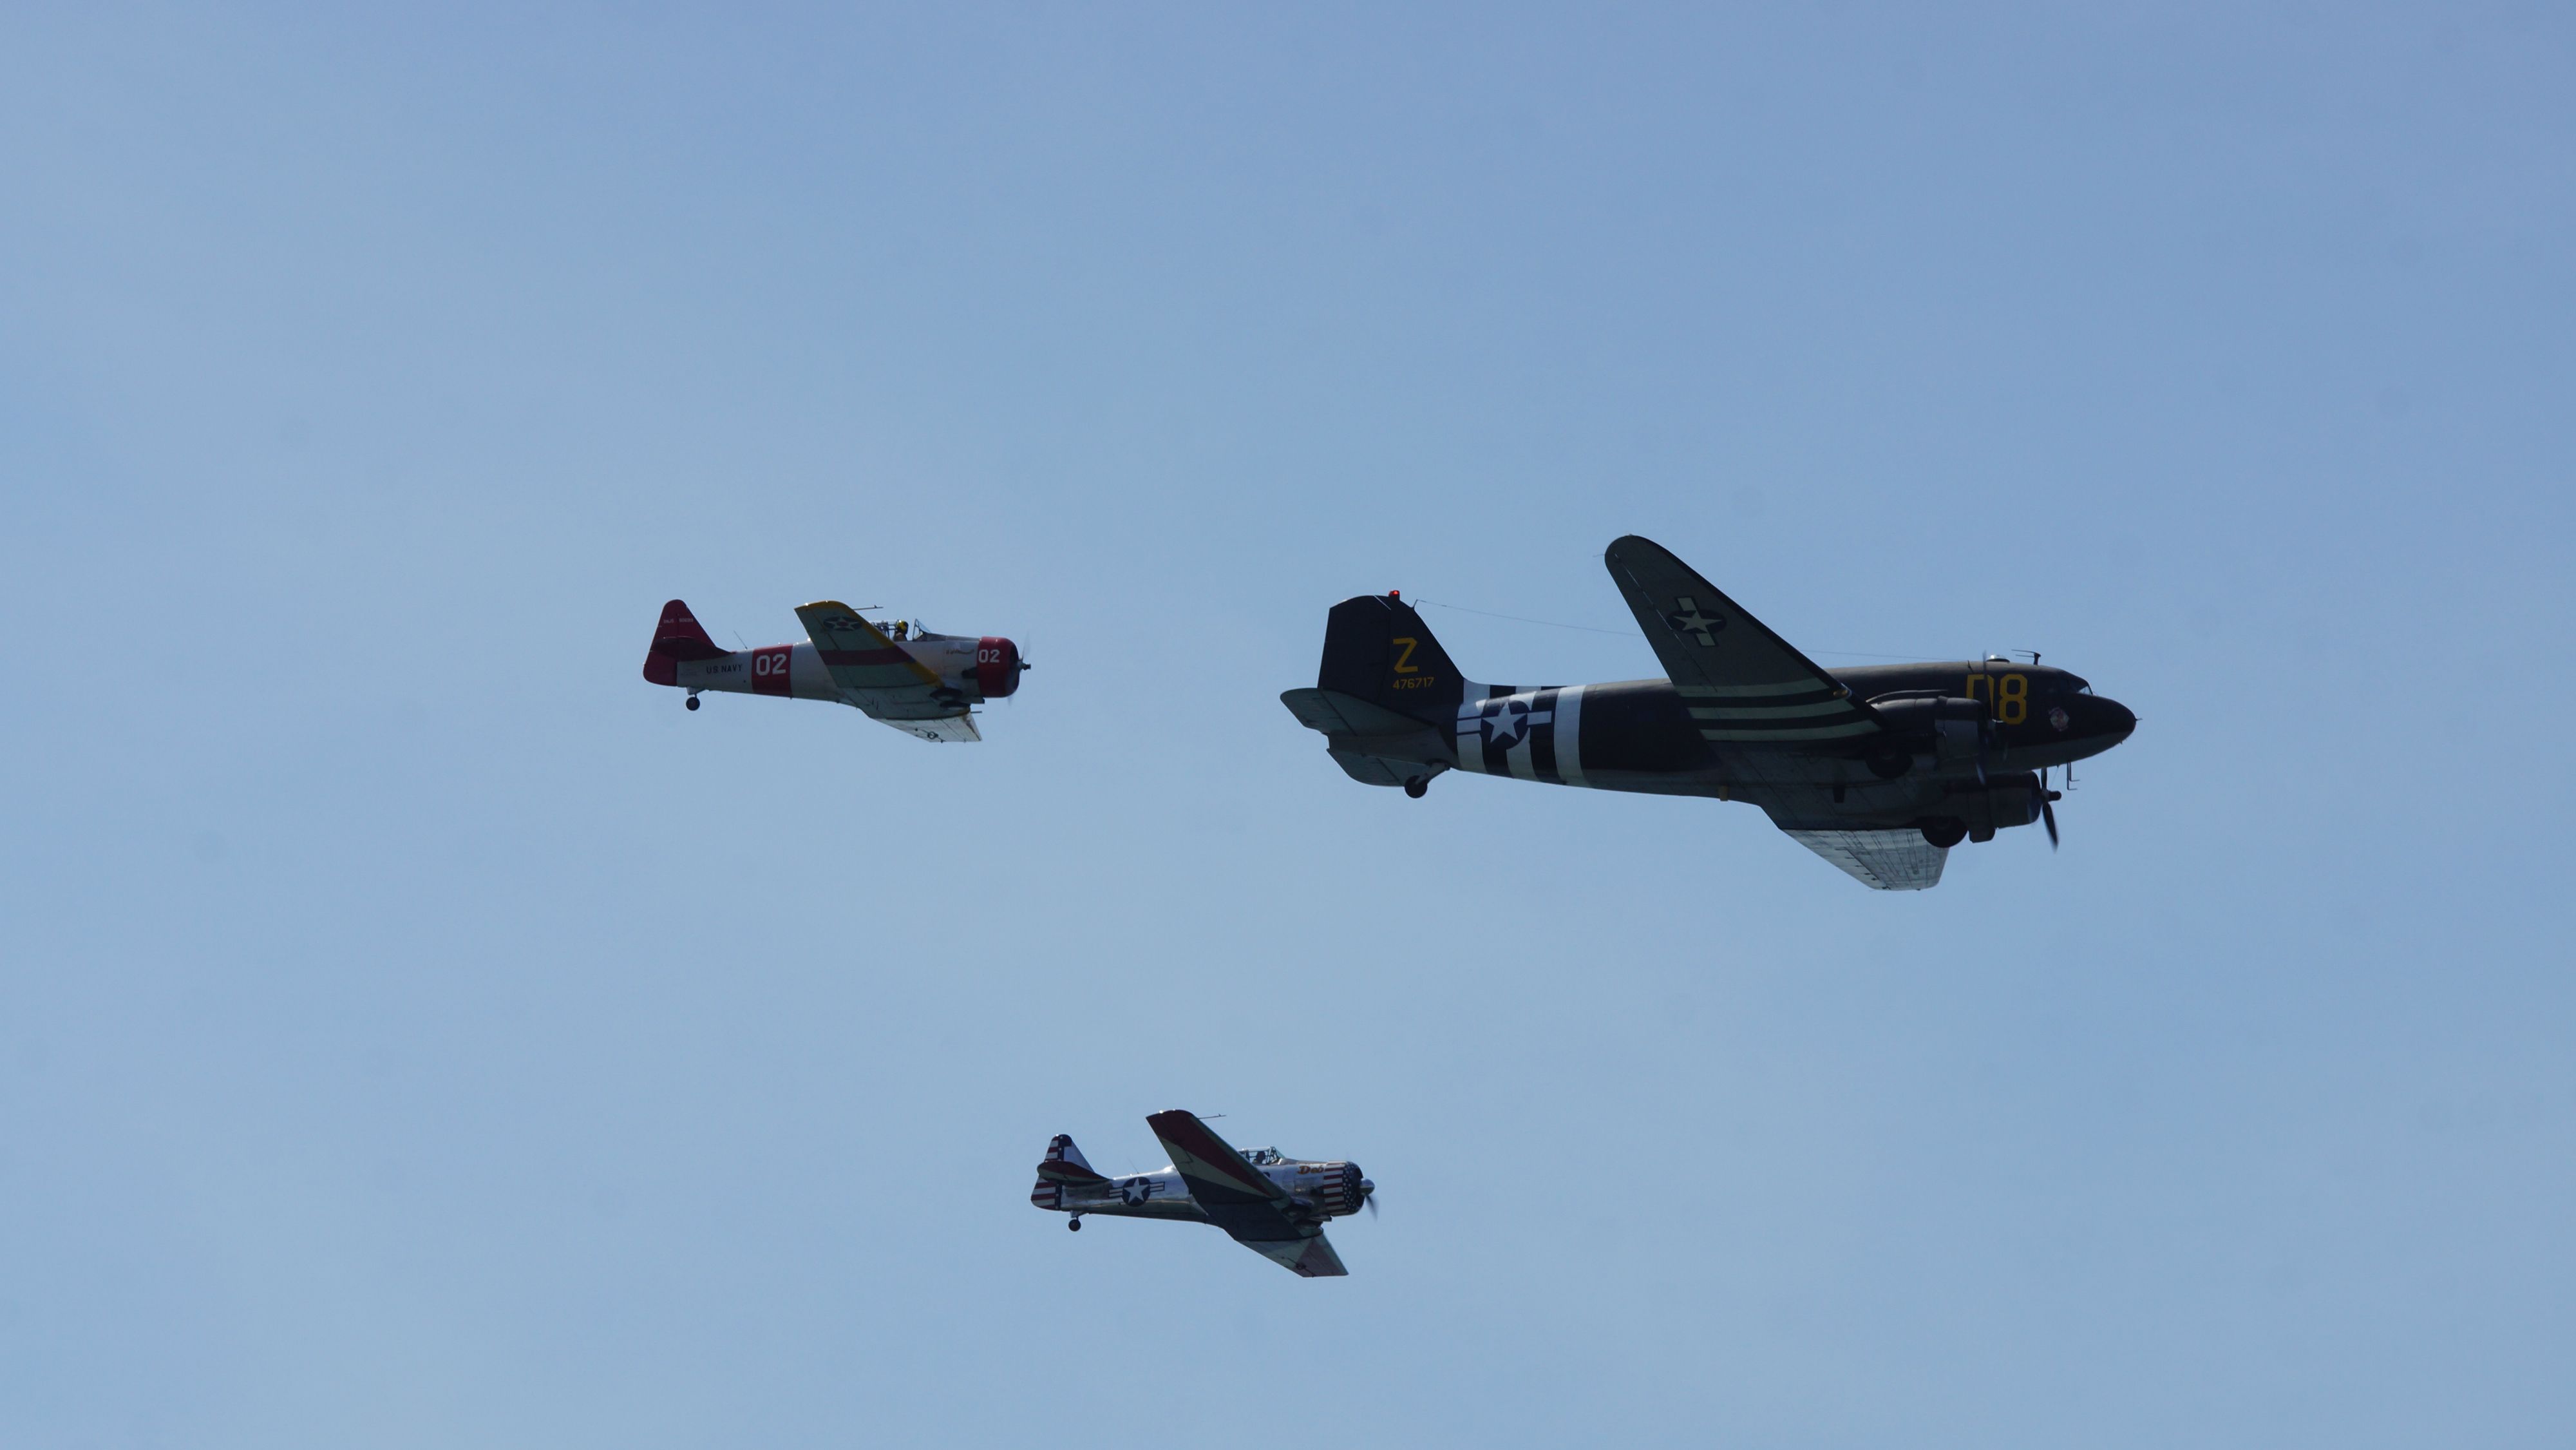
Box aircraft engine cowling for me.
[1866,694,1989,760]
[1929,772,2046,845]
[1309,1161,1368,1218]
[1967,772,2045,832]
[975,637,1022,700]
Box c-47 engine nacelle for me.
[1946,770,2045,843]
[1862,692,1990,776]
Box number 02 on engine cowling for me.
[1280,535,2137,890]
[642,598,1026,742]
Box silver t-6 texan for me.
[1283,535,2137,890]
[1030,1111,1374,1277]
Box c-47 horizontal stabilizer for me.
[1282,688,1454,787]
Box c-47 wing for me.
[793,600,978,739]
[1144,1109,1347,1278]
[1602,536,1881,749]
[1782,828,1949,891]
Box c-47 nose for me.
[2091,696,2137,743]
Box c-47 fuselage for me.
[1452,661,2134,798]
[1283,536,2137,889]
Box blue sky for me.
[3,6,2570,1445]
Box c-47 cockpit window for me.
[2064,675,2092,695]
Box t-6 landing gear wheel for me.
[685,694,701,711]
[1404,777,1429,799]
[1067,1216,1083,1232]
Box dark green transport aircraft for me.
[1282,535,2136,890]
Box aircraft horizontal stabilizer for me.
[1036,1133,1106,1185]
[1282,688,1454,787]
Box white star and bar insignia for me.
[1481,696,1551,747]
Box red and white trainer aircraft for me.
[1030,1110,1374,1278]
[641,598,1027,741]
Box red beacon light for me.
[1388,589,1401,600]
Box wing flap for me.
[1783,828,1948,891]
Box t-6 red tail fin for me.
[643,598,729,685]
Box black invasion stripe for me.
[1482,721,1512,776]
[1530,688,1560,783]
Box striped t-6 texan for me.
[1030,1111,1374,1278]
[641,598,1025,741]
[1282,535,2137,891]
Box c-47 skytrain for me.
[1282,535,2136,890]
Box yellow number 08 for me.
[1966,673,2029,725]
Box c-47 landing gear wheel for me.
[1067,1216,1082,1232]
[1919,817,1968,849]
[1404,777,1429,799]
[685,695,701,711]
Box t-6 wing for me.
[1601,535,1882,751]
[793,600,979,741]
[1144,1109,1349,1278]
[1782,828,1949,891]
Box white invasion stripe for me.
[1688,700,1856,720]
[1675,680,1825,698]
[1700,721,1880,741]
[1557,685,1587,788]
[1454,699,1486,774]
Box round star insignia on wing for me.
[1663,596,1725,644]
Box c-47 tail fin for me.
[1316,593,1466,720]
[1283,593,1476,788]
[643,599,728,685]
